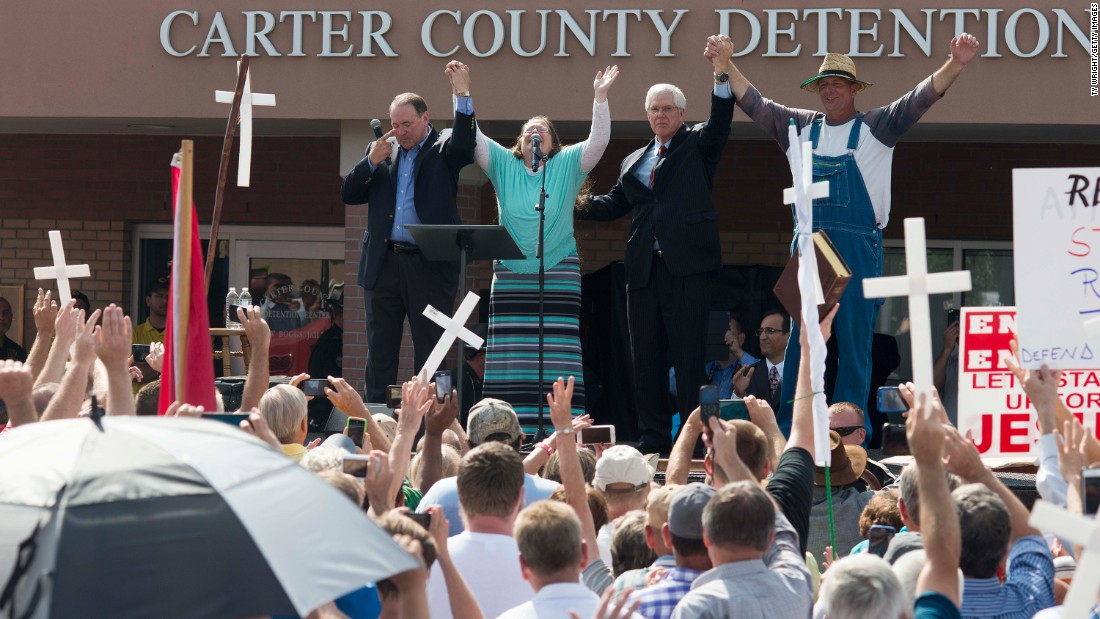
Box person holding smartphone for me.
[933,314,962,425]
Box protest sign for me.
[958,307,1100,457]
[1012,167,1100,369]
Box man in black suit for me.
[580,35,736,454]
[733,309,791,417]
[341,63,475,403]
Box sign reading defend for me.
[1013,167,1100,370]
[958,307,1100,458]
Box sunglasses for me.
[832,425,863,437]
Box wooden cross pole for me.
[203,55,250,297]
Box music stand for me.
[407,225,523,413]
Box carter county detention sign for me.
[1012,167,1100,370]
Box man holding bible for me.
[723,34,980,441]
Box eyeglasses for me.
[647,106,679,116]
[756,327,788,336]
[832,425,863,437]
[523,125,550,135]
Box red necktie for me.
[649,145,666,189]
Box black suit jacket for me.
[341,112,476,290]
[580,93,734,290]
[745,359,782,412]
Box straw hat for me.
[801,53,874,92]
[814,430,869,487]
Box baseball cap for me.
[146,276,169,295]
[594,445,655,493]
[467,398,522,445]
[371,413,397,443]
[667,483,716,540]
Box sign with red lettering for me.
[1013,167,1100,369]
[958,307,1100,457]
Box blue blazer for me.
[341,111,476,290]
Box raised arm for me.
[94,304,136,416]
[24,289,58,381]
[579,66,618,174]
[326,377,393,454]
[35,301,80,387]
[389,378,432,505]
[41,309,100,422]
[444,60,479,170]
[0,361,37,427]
[665,407,703,485]
[549,377,600,561]
[931,33,979,95]
[238,306,270,413]
[908,393,961,606]
[418,389,458,492]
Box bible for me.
[772,230,852,327]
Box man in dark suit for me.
[733,309,791,416]
[341,63,475,403]
[579,35,736,454]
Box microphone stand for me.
[533,147,550,443]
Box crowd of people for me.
[2,286,1096,619]
[2,26,1090,619]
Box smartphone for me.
[132,344,151,364]
[699,385,720,425]
[434,371,452,403]
[346,417,366,448]
[229,304,246,321]
[719,399,750,421]
[386,385,402,409]
[877,386,908,414]
[1083,468,1100,515]
[579,425,616,445]
[880,423,910,457]
[202,413,250,426]
[342,454,375,478]
[406,512,432,530]
[947,308,960,325]
[867,524,896,557]
[299,379,330,397]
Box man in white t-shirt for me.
[499,500,643,619]
[425,442,534,619]
[724,35,980,443]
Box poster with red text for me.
[958,307,1100,458]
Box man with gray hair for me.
[258,384,311,462]
[671,480,812,619]
[883,461,962,564]
[579,34,736,455]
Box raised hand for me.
[0,360,34,404]
[732,365,754,398]
[942,426,986,482]
[706,34,734,73]
[238,305,270,350]
[33,289,58,337]
[71,308,102,365]
[94,304,133,370]
[53,301,82,347]
[593,65,619,104]
[941,321,960,354]
[546,376,576,431]
[425,388,459,436]
[1056,418,1091,488]
[905,393,944,465]
[326,376,368,416]
[398,377,432,433]
[146,341,165,373]
[445,60,471,95]
[950,33,980,65]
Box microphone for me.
[531,134,543,172]
[370,119,392,166]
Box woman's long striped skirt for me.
[483,254,586,429]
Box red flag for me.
[159,146,217,413]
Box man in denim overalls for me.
[723,35,980,445]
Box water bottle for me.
[225,287,240,327]
[239,287,252,316]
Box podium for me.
[406,225,523,411]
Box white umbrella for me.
[0,416,419,618]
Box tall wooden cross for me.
[863,218,971,402]
[33,230,90,306]
[1030,500,1100,618]
[784,121,832,466]
[419,291,484,383]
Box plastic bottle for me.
[238,287,252,318]
[225,287,240,327]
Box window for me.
[876,240,1013,382]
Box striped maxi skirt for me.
[483,254,586,429]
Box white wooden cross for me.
[419,291,485,383]
[784,121,833,466]
[33,230,90,306]
[1030,500,1100,617]
[215,60,276,187]
[864,218,971,403]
